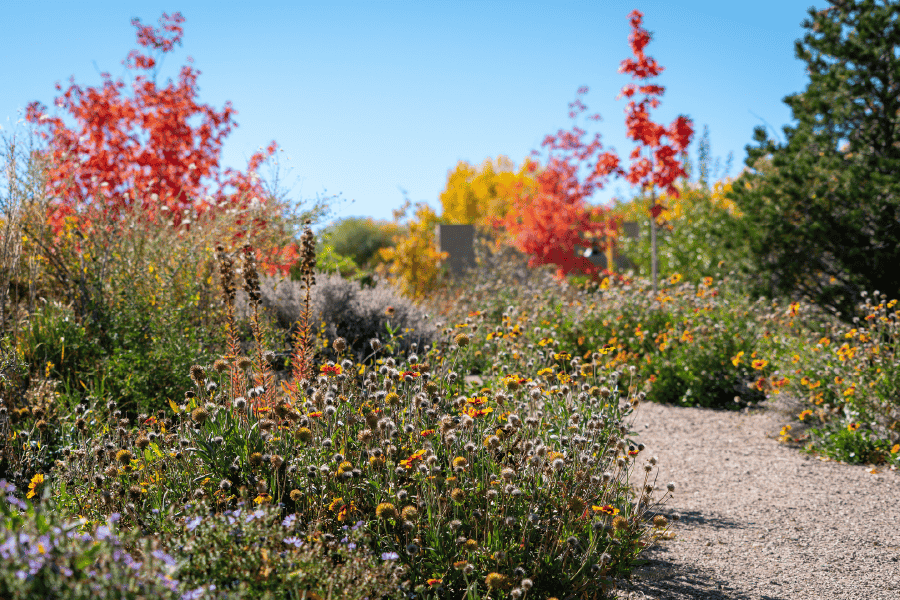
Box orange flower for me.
[320,364,342,376]
[463,406,493,418]
[400,449,426,469]
[593,504,619,516]
[426,579,442,586]
[847,422,860,432]
[751,359,768,370]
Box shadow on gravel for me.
[657,508,744,531]
[620,552,787,600]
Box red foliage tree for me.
[500,87,621,279]
[617,9,693,290]
[501,10,692,282]
[618,9,693,205]
[26,12,297,274]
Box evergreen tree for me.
[727,0,900,317]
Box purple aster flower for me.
[381,551,399,560]
[185,516,203,532]
[152,549,177,568]
[283,537,304,548]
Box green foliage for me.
[19,293,218,417]
[614,182,752,285]
[807,425,893,465]
[725,0,900,318]
[319,216,399,269]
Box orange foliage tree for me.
[25,12,298,274]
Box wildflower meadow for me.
[3,3,900,599]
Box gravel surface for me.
[616,398,900,600]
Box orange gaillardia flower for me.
[593,504,619,516]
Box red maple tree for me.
[618,9,693,209]
[617,9,693,290]
[26,12,298,274]
[501,10,692,281]
[500,87,621,278]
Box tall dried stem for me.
[241,245,276,410]
[289,222,316,397]
[215,244,244,400]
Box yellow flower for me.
[26,473,45,499]
[751,359,768,370]
[731,351,744,367]
[891,444,899,454]
[669,273,683,284]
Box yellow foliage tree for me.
[376,201,448,299]
[439,156,535,230]
[377,157,535,299]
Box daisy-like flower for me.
[320,364,342,376]
[751,359,768,370]
[593,504,619,516]
[26,473,44,499]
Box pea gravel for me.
[616,397,900,600]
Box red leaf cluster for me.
[619,10,693,199]
[26,12,297,274]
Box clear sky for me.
[1,0,820,224]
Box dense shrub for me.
[612,179,753,284]
[761,292,900,466]
[236,272,438,364]
[319,217,400,269]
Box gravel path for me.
[616,398,900,600]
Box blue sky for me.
[1,0,819,224]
